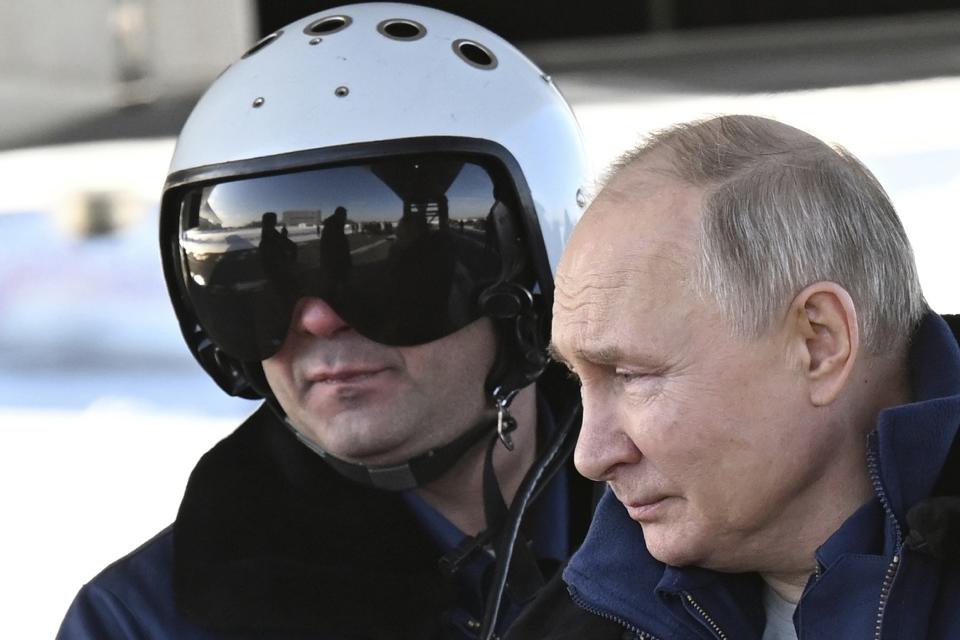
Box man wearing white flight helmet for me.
[58,3,595,639]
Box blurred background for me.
[2,1,959,637]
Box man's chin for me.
[305,435,411,466]
[641,526,705,568]
[291,414,412,465]
[334,445,418,467]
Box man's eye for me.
[614,368,645,382]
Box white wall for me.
[0,0,256,98]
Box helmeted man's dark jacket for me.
[56,365,595,639]
[505,313,960,640]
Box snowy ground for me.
[0,209,259,637]
[2,71,960,640]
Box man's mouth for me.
[618,492,671,522]
[306,366,391,384]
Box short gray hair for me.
[616,115,926,354]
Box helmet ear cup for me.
[479,281,531,320]
[481,283,548,395]
[514,301,548,374]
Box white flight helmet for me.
[161,2,590,408]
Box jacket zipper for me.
[568,587,663,639]
[683,592,728,640]
[866,432,903,640]
[873,554,900,640]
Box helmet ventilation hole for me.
[377,19,426,41]
[453,40,497,69]
[241,30,282,59]
[303,15,352,36]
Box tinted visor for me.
[174,155,522,362]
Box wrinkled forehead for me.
[552,164,704,355]
[553,232,692,334]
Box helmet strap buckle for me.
[493,386,519,451]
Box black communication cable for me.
[477,403,582,639]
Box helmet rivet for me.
[541,73,552,83]
[334,86,349,97]
[309,37,322,45]
[576,188,587,208]
[252,96,265,108]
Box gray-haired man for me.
[506,115,960,640]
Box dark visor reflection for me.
[178,157,507,360]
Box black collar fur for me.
[173,404,456,638]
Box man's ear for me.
[789,282,860,406]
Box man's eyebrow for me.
[548,342,633,366]
[581,345,630,365]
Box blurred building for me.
[0,0,255,142]
[256,0,960,40]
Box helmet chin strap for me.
[268,389,519,492]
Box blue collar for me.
[873,313,960,522]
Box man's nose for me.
[291,296,351,339]
[573,391,643,481]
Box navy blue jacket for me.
[506,313,960,640]
[57,366,595,640]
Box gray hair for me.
[616,115,926,354]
